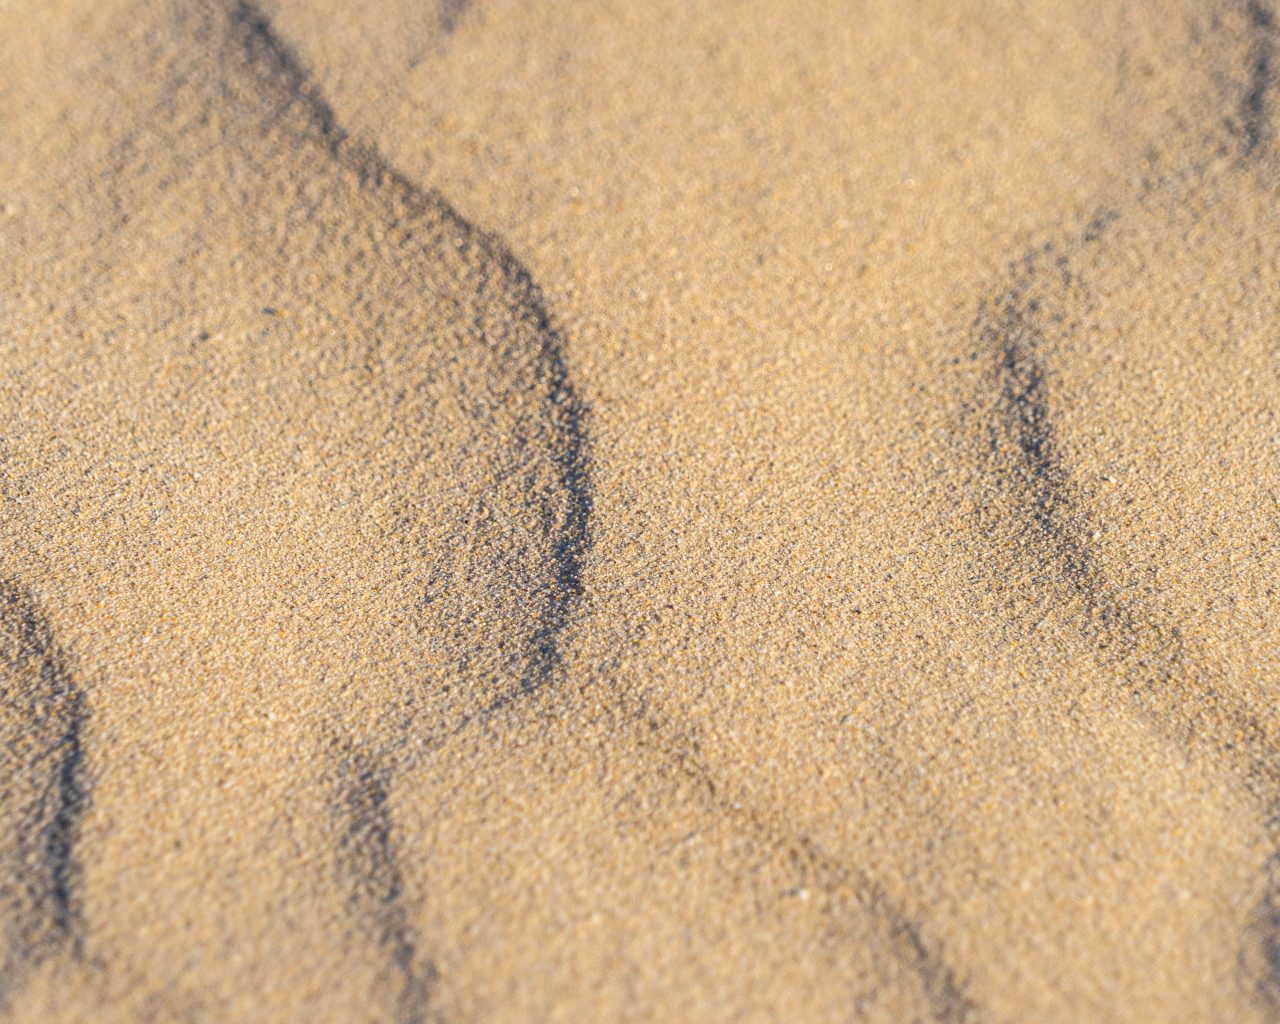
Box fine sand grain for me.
[1,1,1278,1021]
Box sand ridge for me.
[3,0,594,1018]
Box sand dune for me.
[2,0,1279,1020]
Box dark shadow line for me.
[336,750,436,1024]
[0,582,88,1004]
[652,720,977,1024]
[973,206,1280,1011]
[227,0,593,701]
[218,4,594,1015]
[521,318,593,694]
[975,207,1181,665]
[1243,0,1276,156]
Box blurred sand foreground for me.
[0,0,1278,1020]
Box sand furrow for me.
[0,585,86,1007]
[226,0,592,711]
[972,190,1280,1010]
[974,208,1185,678]
[0,0,594,1013]
[211,0,595,1002]
[953,9,1280,1004]
[650,725,978,1024]
[335,749,437,1024]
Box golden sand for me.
[1,1,1278,1020]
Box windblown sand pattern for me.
[1,0,1279,1020]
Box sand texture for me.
[1,0,1278,1020]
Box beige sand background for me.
[0,0,1278,1020]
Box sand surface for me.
[1,0,1278,1020]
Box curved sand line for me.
[0,0,593,1012]
[0,584,86,1006]
[334,748,437,1024]
[649,723,977,1024]
[227,0,592,707]
[224,0,592,1007]
[569,594,975,1017]
[973,208,1185,676]
[972,201,1280,1009]
[962,5,1280,1005]
[572,620,976,1019]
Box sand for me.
[0,0,1277,1020]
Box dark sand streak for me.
[974,208,1182,671]
[0,583,87,1005]
[520,317,593,695]
[222,1,593,1009]
[337,752,437,1024]
[974,208,1280,1011]
[635,712,977,1024]
[1243,0,1277,156]
[967,4,1280,998]
[229,0,592,706]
